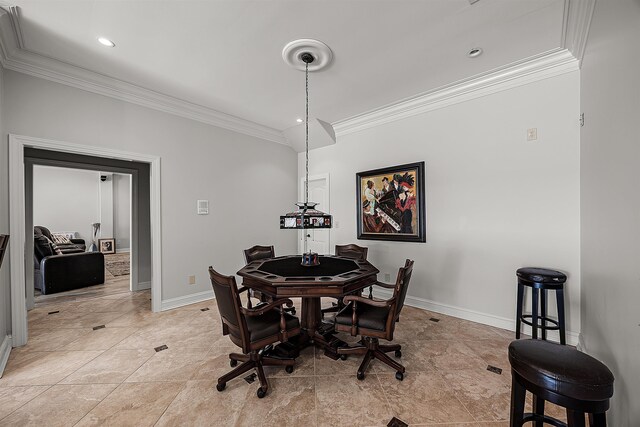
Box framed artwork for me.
[98,238,116,254]
[356,161,426,242]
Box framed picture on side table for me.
[356,161,426,243]
[98,238,116,254]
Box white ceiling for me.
[7,0,565,133]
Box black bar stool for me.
[509,339,614,426]
[516,267,567,344]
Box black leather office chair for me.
[335,259,414,381]
[0,235,9,269]
[321,244,369,318]
[209,266,301,398]
[243,245,295,315]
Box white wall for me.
[303,71,581,339]
[0,62,11,365]
[32,167,131,248]
[580,0,640,423]
[33,165,100,243]
[113,173,131,251]
[3,70,298,302]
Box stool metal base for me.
[510,370,609,427]
[522,412,567,427]
[516,280,566,345]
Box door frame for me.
[9,134,163,347]
[298,173,330,254]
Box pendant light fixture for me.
[280,39,333,266]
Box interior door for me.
[299,174,330,255]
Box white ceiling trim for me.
[332,49,579,137]
[0,1,594,146]
[562,0,596,66]
[0,6,287,146]
[331,0,594,137]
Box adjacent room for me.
[0,0,638,426]
[31,165,134,305]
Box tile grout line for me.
[0,384,53,423]
[151,381,189,427]
[373,367,396,421]
[431,362,478,423]
[313,346,318,427]
[70,382,123,427]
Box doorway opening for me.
[9,134,162,347]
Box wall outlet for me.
[384,273,391,282]
[188,275,196,285]
[527,128,538,141]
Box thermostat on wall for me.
[197,200,209,215]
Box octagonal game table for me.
[237,255,379,358]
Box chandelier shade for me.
[280,202,332,229]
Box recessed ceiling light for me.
[468,47,483,58]
[296,118,303,123]
[97,37,115,47]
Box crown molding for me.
[333,49,579,137]
[561,0,596,66]
[0,6,288,146]
[0,2,591,146]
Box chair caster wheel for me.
[256,387,267,398]
[340,354,348,361]
[230,359,238,367]
[216,382,226,391]
[395,371,404,381]
[357,371,365,381]
[285,365,294,374]
[394,350,402,358]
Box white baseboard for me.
[161,290,214,311]
[375,289,580,346]
[0,335,12,378]
[576,333,586,352]
[133,281,151,291]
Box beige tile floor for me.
[1,288,566,426]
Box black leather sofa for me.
[34,226,105,295]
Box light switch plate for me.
[527,128,538,141]
[197,200,209,215]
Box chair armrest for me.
[343,295,395,308]
[373,280,396,289]
[70,238,85,245]
[340,295,396,336]
[241,298,294,317]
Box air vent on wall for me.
[197,200,209,215]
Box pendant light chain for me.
[305,61,309,206]
[304,61,310,254]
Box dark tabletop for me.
[259,256,359,277]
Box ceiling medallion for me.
[282,39,333,72]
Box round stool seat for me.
[516,267,567,285]
[509,339,614,402]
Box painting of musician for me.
[356,162,426,243]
